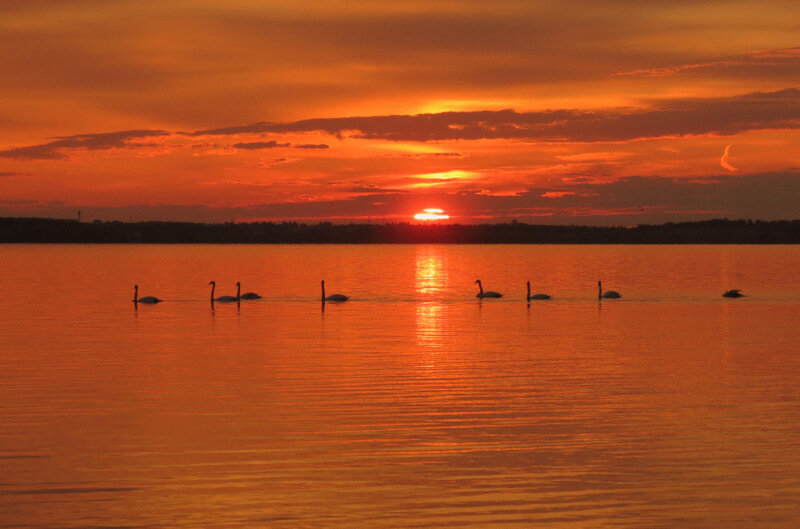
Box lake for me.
[1,244,799,527]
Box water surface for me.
[1,244,799,528]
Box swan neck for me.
[210,282,215,300]
[237,283,241,300]
[477,281,483,295]
[527,282,530,299]
[321,280,325,301]
[598,281,602,299]
[133,285,138,303]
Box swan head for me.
[474,279,481,284]
[236,282,240,287]
[209,281,215,286]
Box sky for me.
[0,0,798,224]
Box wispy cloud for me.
[615,47,800,79]
[293,143,330,149]
[407,152,464,159]
[720,144,737,172]
[541,191,577,198]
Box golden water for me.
[1,244,799,527]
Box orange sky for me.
[0,1,798,224]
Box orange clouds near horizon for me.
[0,1,798,224]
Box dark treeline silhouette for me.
[2,217,800,244]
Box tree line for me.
[2,217,799,244]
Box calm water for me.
[1,244,799,528]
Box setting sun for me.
[414,208,450,221]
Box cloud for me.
[720,144,737,172]
[191,88,800,143]
[6,170,797,224]
[293,143,330,149]
[412,152,463,158]
[2,3,798,136]
[233,141,291,149]
[541,191,576,198]
[556,151,631,162]
[0,130,169,160]
[615,47,800,80]
[0,171,24,178]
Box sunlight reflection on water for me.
[0,244,799,527]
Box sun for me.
[414,208,450,221]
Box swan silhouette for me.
[321,280,349,302]
[209,281,239,302]
[133,284,161,304]
[527,281,551,300]
[475,279,502,298]
[239,283,262,300]
[723,289,744,298]
[598,281,621,299]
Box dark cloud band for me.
[0,130,169,160]
[233,141,291,149]
[192,88,800,143]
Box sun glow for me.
[414,208,450,221]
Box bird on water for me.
[527,281,551,301]
[723,289,744,298]
[321,280,349,302]
[598,281,621,299]
[133,284,162,304]
[475,279,502,298]
[239,283,262,300]
[209,281,239,302]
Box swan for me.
[321,280,349,302]
[475,279,502,298]
[527,281,551,300]
[239,282,262,300]
[598,281,621,299]
[209,281,239,302]
[723,289,744,298]
[133,284,161,304]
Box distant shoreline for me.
[1,217,799,244]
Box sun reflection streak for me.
[415,247,449,351]
[415,246,448,296]
[416,302,446,351]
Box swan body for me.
[475,279,502,298]
[527,281,551,300]
[209,281,239,302]
[137,296,162,304]
[133,284,162,304]
[321,280,349,302]
[598,281,621,299]
[723,289,744,298]
[239,283,262,299]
